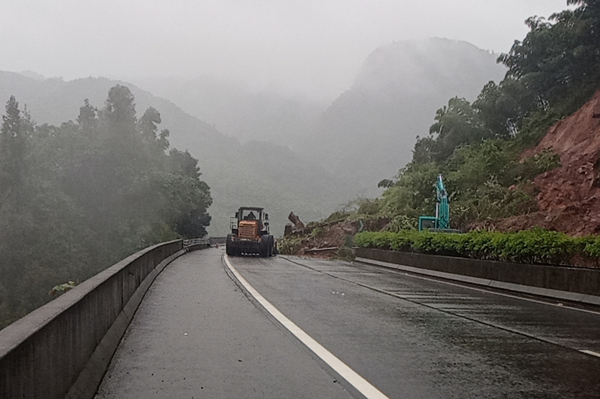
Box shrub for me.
[324,211,350,224]
[277,236,305,255]
[584,236,600,258]
[355,228,595,266]
[357,199,379,215]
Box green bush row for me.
[355,229,600,266]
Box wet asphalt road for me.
[96,248,600,398]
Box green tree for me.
[168,149,201,179]
[498,1,600,112]
[0,96,31,196]
[420,97,492,163]
[473,80,534,138]
[156,149,212,238]
[0,87,214,329]
[102,85,137,135]
[139,107,170,155]
[77,98,98,135]
[380,162,440,221]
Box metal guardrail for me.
[183,237,228,246]
[183,237,211,246]
[183,237,212,251]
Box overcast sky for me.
[1,0,571,101]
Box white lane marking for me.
[580,350,600,358]
[224,255,390,399]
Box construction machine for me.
[226,207,275,257]
[418,174,455,231]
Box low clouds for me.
[0,0,570,102]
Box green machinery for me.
[418,174,451,231]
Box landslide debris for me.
[279,217,388,258]
[491,89,600,236]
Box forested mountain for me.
[133,39,508,201]
[0,85,212,328]
[3,0,598,330]
[354,0,600,235]
[0,72,347,236]
[0,37,510,233]
[132,76,324,150]
[279,0,600,259]
[299,38,507,196]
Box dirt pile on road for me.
[281,218,388,258]
[493,89,600,236]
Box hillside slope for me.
[495,89,600,236]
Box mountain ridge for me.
[0,37,510,234]
[0,71,345,236]
[300,38,507,196]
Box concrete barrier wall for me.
[0,240,184,399]
[183,237,211,252]
[355,248,600,297]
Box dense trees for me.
[499,1,600,109]
[374,0,598,232]
[0,85,211,329]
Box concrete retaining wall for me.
[0,240,184,399]
[355,248,600,303]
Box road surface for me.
[96,247,600,398]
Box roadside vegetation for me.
[338,0,600,231]
[281,1,600,264]
[373,0,600,232]
[355,229,600,267]
[0,85,212,329]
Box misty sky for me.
[1,0,571,102]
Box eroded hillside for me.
[493,89,600,236]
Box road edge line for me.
[223,255,390,399]
[580,349,600,358]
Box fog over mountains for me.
[0,38,507,236]
[0,71,343,236]
[131,76,324,151]
[300,38,507,195]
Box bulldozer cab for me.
[231,207,269,235]
[243,210,256,220]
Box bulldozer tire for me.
[269,236,275,256]
[226,234,235,256]
[259,235,270,258]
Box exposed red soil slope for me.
[495,89,600,236]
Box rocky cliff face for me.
[498,89,600,236]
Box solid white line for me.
[580,350,600,358]
[224,255,391,399]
